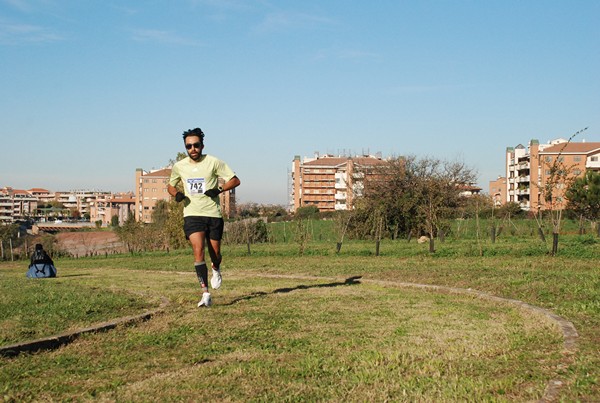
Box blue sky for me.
[1,0,598,205]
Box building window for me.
[591,156,599,162]
[574,156,582,162]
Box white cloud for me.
[189,0,250,12]
[130,28,201,46]
[2,0,33,12]
[312,47,381,62]
[255,11,336,33]
[0,20,64,44]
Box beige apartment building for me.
[135,167,236,223]
[502,138,600,211]
[489,176,507,207]
[89,193,135,226]
[135,168,172,223]
[291,153,388,212]
[54,189,112,218]
[0,187,38,223]
[1,187,116,223]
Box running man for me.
[168,128,240,307]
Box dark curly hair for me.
[182,128,205,143]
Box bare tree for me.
[537,128,588,255]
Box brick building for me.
[89,193,135,226]
[500,138,600,211]
[290,153,388,212]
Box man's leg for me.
[207,238,223,289]
[207,239,222,268]
[189,232,209,294]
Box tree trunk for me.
[375,240,380,256]
[429,237,435,253]
[439,229,445,243]
[551,232,559,256]
[537,226,546,242]
[407,230,412,243]
[336,242,342,253]
[490,226,496,244]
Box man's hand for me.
[175,192,186,202]
[204,187,222,198]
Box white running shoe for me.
[211,264,222,289]
[198,292,212,307]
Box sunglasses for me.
[185,142,202,150]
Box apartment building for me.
[489,176,507,207]
[0,189,14,223]
[0,187,38,223]
[54,189,112,218]
[504,138,600,211]
[291,153,388,212]
[135,168,172,223]
[135,167,236,223]
[89,192,135,226]
[0,187,127,224]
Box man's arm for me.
[168,184,187,202]
[221,176,241,192]
[167,184,178,197]
[204,176,240,198]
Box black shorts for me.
[183,216,224,241]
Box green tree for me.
[295,205,320,219]
[152,200,170,227]
[360,155,476,252]
[566,170,600,237]
[115,216,143,253]
[164,199,187,250]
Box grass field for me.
[1,230,599,401]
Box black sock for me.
[194,262,208,291]
[213,258,222,270]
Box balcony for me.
[519,202,531,210]
[334,182,346,189]
[335,193,346,200]
[334,203,347,210]
[517,175,530,183]
[586,159,600,169]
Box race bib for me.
[186,178,206,195]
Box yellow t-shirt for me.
[169,155,236,218]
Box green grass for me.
[1,235,599,401]
[0,276,152,345]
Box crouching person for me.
[26,243,57,278]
